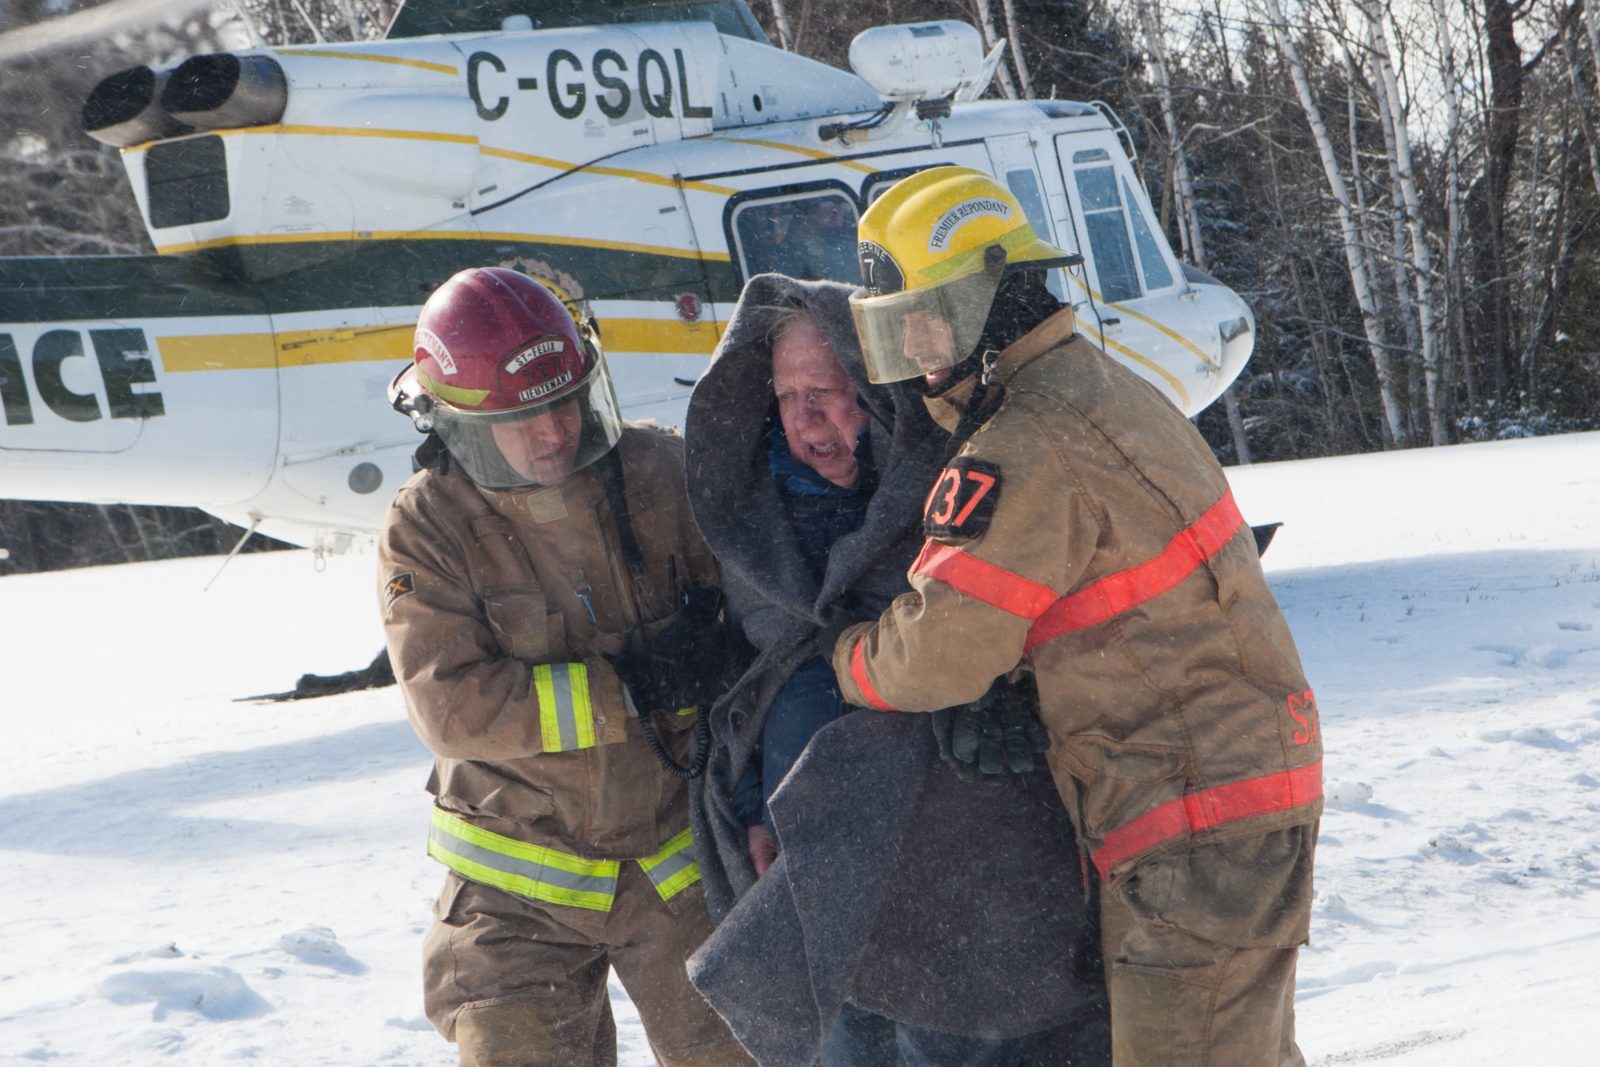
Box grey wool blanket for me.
[682,274,1106,1064]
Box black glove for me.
[932,673,1051,782]
[811,604,859,661]
[608,585,754,715]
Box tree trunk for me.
[1361,1,1447,444]
[971,0,1020,99]
[1433,0,1468,430]
[1000,0,1033,97]
[1259,0,1408,447]
[1471,0,1525,403]
[768,0,794,50]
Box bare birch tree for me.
[767,0,794,51]
[1000,0,1034,98]
[1257,0,1409,446]
[971,0,1020,99]
[1135,0,1253,462]
[1358,0,1447,443]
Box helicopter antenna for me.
[204,515,262,592]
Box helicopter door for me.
[271,304,418,534]
[1052,136,1182,309]
[983,134,1075,304]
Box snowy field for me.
[2,430,1598,1066]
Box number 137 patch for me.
[923,457,1003,538]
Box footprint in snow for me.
[1557,620,1593,631]
[1471,643,1525,667]
[1479,725,1575,750]
[275,925,367,975]
[97,965,272,1021]
[109,943,184,964]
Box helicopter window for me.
[1072,159,1139,304]
[145,136,230,229]
[386,0,768,41]
[730,193,860,284]
[1004,169,1067,302]
[1124,177,1173,291]
[861,164,953,206]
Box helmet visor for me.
[432,359,623,489]
[849,267,1003,384]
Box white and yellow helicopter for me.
[0,0,1254,555]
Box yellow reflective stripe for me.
[533,662,598,752]
[417,367,490,408]
[535,664,563,752]
[429,808,619,911]
[918,224,1039,285]
[638,827,702,901]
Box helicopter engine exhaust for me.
[160,53,287,132]
[82,66,193,148]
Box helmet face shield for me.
[431,359,623,489]
[849,266,1002,384]
[402,266,626,488]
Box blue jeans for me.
[822,1002,1077,1067]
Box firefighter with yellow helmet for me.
[378,267,753,1066]
[832,167,1323,1065]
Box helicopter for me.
[0,0,1255,556]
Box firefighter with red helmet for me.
[831,168,1323,1065]
[379,267,753,1066]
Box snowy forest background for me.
[2,0,1598,572]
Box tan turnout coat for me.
[380,425,718,862]
[833,311,1324,885]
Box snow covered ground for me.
[2,430,1597,1066]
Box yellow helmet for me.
[850,166,1077,384]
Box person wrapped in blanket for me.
[682,272,1109,1067]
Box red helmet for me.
[391,268,623,488]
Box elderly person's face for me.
[772,315,869,488]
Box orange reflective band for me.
[1090,760,1323,880]
[1025,490,1244,653]
[910,541,1059,619]
[850,637,896,711]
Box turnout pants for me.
[424,862,753,1067]
[1100,825,1316,1067]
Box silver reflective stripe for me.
[639,828,702,901]
[427,808,619,911]
[549,666,577,751]
[534,663,596,752]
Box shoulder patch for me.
[923,457,1003,539]
[384,571,417,613]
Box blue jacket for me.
[732,426,872,829]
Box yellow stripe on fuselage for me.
[275,48,460,76]
[1108,302,1219,369]
[479,146,736,197]
[1065,274,1220,371]
[154,229,727,261]
[1098,334,1191,410]
[605,317,724,355]
[718,137,879,174]
[125,125,478,154]
[156,318,720,372]
[156,333,277,372]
